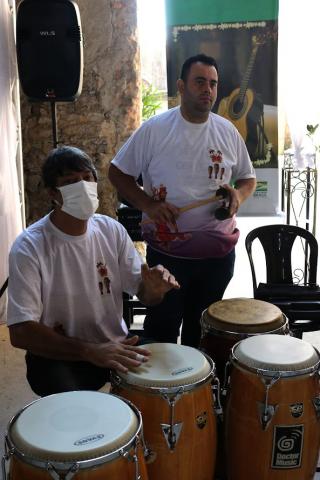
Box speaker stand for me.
[50,101,59,148]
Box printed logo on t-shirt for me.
[152,183,168,201]
[96,261,111,295]
[208,148,225,181]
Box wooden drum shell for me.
[111,343,217,480]
[113,380,216,480]
[224,335,320,480]
[225,366,320,479]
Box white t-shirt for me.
[112,107,256,258]
[7,214,142,343]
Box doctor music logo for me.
[74,434,104,446]
[271,425,304,469]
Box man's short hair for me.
[180,54,219,82]
[42,146,97,189]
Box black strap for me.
[0,278,8,298]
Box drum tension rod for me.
[221,361,231,399]
[257,372,280,431]
[120,439,142,480]
[212,376,223,419]
[139,422,154,462]
[2,438,14,480]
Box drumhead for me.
[203,298,284,333]
[9,391,139,462]
[232,335,320,374]
[118,343,212,387]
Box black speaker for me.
[16,0,83,102]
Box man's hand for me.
[85,335,151,373]
[137,263,180,305]
[108,165,180,229]
[221,184,241,216]
[141,263,180,294]
[145,200,180,230]
[222,178,256,216]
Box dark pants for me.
[26,352,110,397]
[144,247,235,347]
[25,336,154,397]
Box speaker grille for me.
[16,0,83,102]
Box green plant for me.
[307,123,320,154]
[142,83,162,121]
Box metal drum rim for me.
[111,352,215,394]
[201,310,288,336]
[230,340,320,378]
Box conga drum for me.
[2,391,149,480]
[200,298,289,381]
[225,335,320,479]
[111,343,217,480]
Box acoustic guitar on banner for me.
[217,33,268,143]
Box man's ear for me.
[48,187,61,207]
[177,78,184,96]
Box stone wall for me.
[20,0,141,224]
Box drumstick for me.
[179,191,225,213]
[140,187,228,225]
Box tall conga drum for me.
[200,298,289,381]
[225,335,320,479]
[111,343,217,480]
[2,391,149,480]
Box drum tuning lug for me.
[161,422,183,450]
[65,463,80,480]
[221,387,228,397]
[312,396,320,419]
[144,448,157,464]
[212,376,223,419]
[258,402,278,430]
[215,406,223,419]
[111,372,122,387]
[221,361,231,397]
[46,461,79,480]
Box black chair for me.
[117,203,147,331]
[122,292,147,330]
[245,224,320,338]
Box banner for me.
[0,0,23,321]
[165,0,279,215]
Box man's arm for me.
[9,321,150,373]
[223,178,256,216]
[136,263,180,306]
[108,164,180,227]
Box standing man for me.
[109,54,256,347]
[7,146,179,396]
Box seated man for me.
[7,146,179,397]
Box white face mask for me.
[57,180,99,220]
